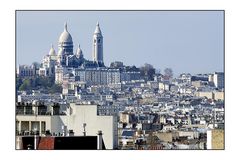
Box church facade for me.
[39,22,104,78]
[36,22,140,86]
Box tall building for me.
[208,74,214,82]
[92,22,103,64]
[55,66,67,84]
[213,72,224,89]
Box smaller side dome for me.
[49,44,56,56]
[58,48,64,56]
[76,44,83,59]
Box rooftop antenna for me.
[64,22,68,31]
[213,109,216,129]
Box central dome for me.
[58,23,73,43]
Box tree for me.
[125,65,140,72]
[17,76,56,92]
[37,76,54,88]
[164,68,173,80]
[155,68,161,74]
[16,78,23,90]
[140,63,155,81]
[32,62,41,69]
[49,84,62,94]
[110,61,124,68]
[19,79,31,91]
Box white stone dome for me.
[58,23,73,43]
[76,44,83,58]
[58,48,64,56]
[49,44,56,56]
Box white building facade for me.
[213,72,224,89]
[16,103,118,149]
[17,65,36,77]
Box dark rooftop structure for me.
[19,136,106,150]
[122,130,135,137]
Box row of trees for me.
[16,63,172,92]
[109,61,173,81]
[139,63,173,81]
[16,76,62,93]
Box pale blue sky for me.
[16,11,224,75]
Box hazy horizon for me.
[16,11,224,76]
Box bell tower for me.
[92,22,103,64]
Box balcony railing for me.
[16,130,40,136]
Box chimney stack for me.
[62,125,67,136]
[83,123,86,136]
[33,129,39,150]
[16,136,23,149]
[97,130,103,150]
